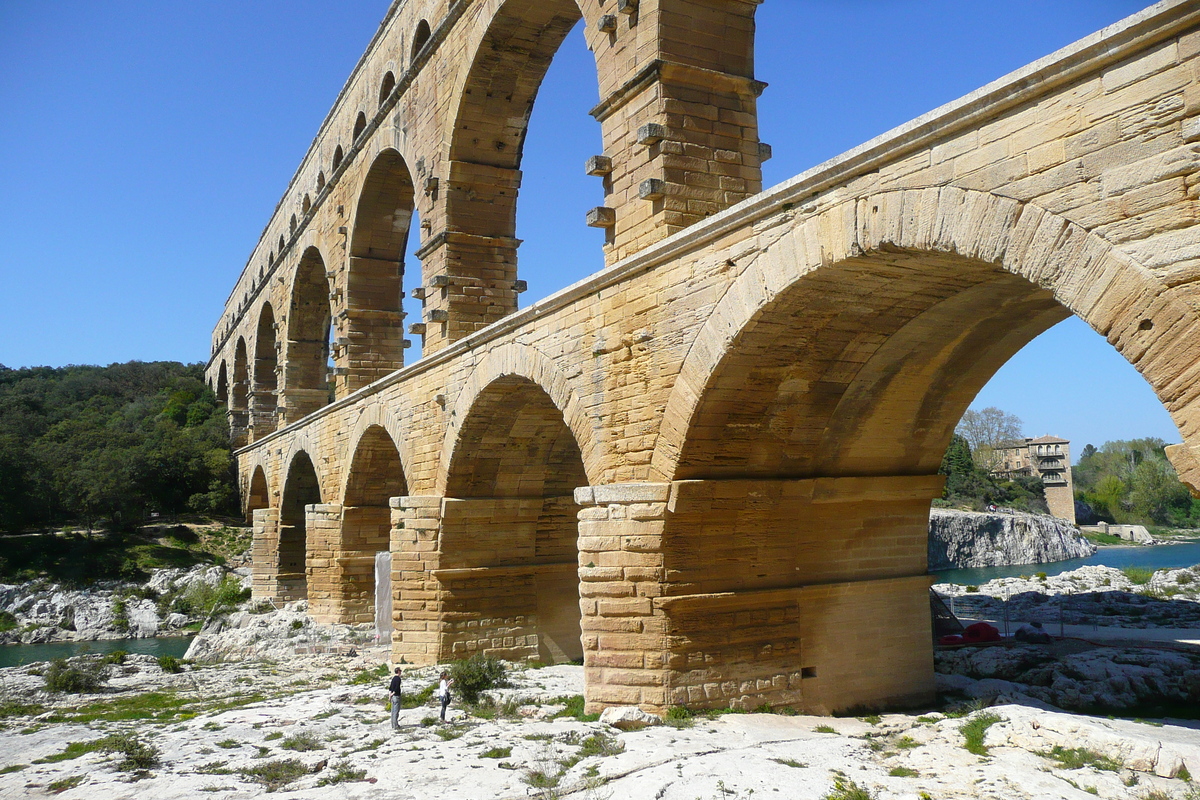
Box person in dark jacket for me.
[388,667,403,730]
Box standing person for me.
[388,667,403,730]
[437,670,453,723]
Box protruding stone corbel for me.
[587,207,616,228]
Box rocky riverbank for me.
[0,565,252,645]
[2,642,1200,799]
[928,508,1095,569]
[934,564,1200,629]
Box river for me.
[933,538,1200,586]
[0,636,192,669]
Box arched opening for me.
[411,19,431,64]
[278,235,286,253]
[215,360,229,405]
[279,451,321,601]
[379,71,396,107]
[353,112,367,141]
[650,181,1200,715]
[427,0,601,350]
[317,172,326,192]
[289,214,297,233]
[230,338,250,448]
[441,376,588,664]
[302,194,312,215]
[246,465,270,524]
[251,303,278,440]
[335,425,408,627]
[281,247,332,422]
[332,145,344,171]
[345,149,414,389]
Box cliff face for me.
[928,508,1096,570]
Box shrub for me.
[1122,567,1154,585]
[240,758,309,791]
[822,776,876,800]
[549,694,600,723]
[102,650,128,665]
[480,746,512,759]
[0,611,17,633]
[316,761,366,786]
[102,731,160,772]
[449,654,510,706]
[1042,746,1122,772]
[43,658,109,694]
[158,655,184,673]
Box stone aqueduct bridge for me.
[208,0,1200,714]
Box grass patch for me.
[888,766,919,777]
[480,746,512,759]
[771,757,805,768]
[157,655,184,674]
[815,724,838,734]
[960,712,1003,756]
[194,760,233,775]
[578,732,623,759]
[894,736,921,749]
[665,706,694,729]
[45,689,266,724]
[0,764,27,774]
[216,739,240,749]
[316,760,367,786]
[281,732,323,752]
[1122,566,1155,585]
[240,758,309,792]
[1041,745,1123,772]
[550,695,600,722]
[0,699,44,719]
[34,740,106,764]
[264,731,283,741]
[47,775,85,793]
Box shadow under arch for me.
[642,187,1200,715]
[278,449,323,602]
[251,303,278,440]
[316,423,410,626]
[345,148,414,391]
[435,371,590,664]
[282,246,333,423]
[245,464,270,523]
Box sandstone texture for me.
[928,508,1096,569]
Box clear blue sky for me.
[0,0,1177,458]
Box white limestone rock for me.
[600,705,662,729]
[928,508,1095,569]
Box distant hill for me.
[0,361,236,533]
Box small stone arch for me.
[317,172,326,192]
[245,464,270,522]
[411,19,431,64]
[302,194,312,215]
[340,402,414,503]
[332,145,344,171]
[278,447,324,602]
[379,71,396,106]
[230,337,250,448]
[215,360,228,405]
[353,111,367,141]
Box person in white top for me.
[437,670,453,722]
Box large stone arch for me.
[280,246,333,424]
[245,465,270,521]
[633,186,1200,715]
[344,149,415,390]
[653,187,1200,481]
[230,338,250,448]
[250,302,278,441]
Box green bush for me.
[102,731,160,772]
[0,611,17,633]
[157,655,184,674]
[240,758,309,791]
[281,732,323,752]
[449,654,510,706]
[43,658,109,694]
[102,650,128,665]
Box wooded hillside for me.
[0,362,236,532]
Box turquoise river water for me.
[933,539,1200,586]
[0,635,192,668]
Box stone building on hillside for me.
[993,436,1076,524]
